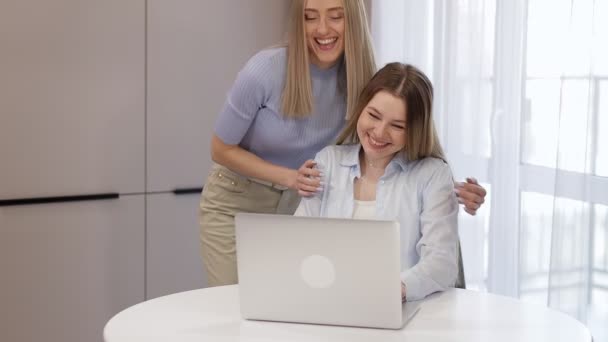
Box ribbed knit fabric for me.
[214,47,346,170]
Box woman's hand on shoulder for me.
[454,177,487,216]
[296,160,324,197]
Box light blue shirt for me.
[295,144,459,301]
[214,47,346,170]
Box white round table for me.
[104,285,592,342]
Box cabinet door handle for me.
[0,193,120,207]
[172,187,203,195]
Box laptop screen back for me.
[235,213,404,329]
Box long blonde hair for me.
[281,0,376,119]
[337,63,446,162]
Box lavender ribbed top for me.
[214,47,346,170]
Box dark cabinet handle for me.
[172,187,203,195]
[0,193,119,207]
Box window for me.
[372,0,608,338]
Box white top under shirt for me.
[352,199,376,219]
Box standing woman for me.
[200,0,485,287]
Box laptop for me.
[234,213,421,329]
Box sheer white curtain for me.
[371,0,608,340]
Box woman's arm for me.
[400,162,459,301]
[211,135,299,189]
[210,50,306,189]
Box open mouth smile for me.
[367,134,391,149]
[315,37,338,51]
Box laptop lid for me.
[235,213,409,329]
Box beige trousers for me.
[199,164,300,287]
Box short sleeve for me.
[214,52,269,145]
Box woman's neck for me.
[354,151,395,201]
[359,153,393,181]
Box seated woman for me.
[295,63,458,302]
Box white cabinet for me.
[0,1,290,341]
[0,1,145,341]
[146,193,207,299]
[146,0,288,192]
[0,0,145,199]
[0,196,145,342]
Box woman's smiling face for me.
[304,0,345,69]
[357,90,408,167]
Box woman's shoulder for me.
[253,46,287,60]
[315,144,359,164]
[408,157,453,181]
[413,156,448,168]
[243,46,287,74]
[235,46,287,93]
